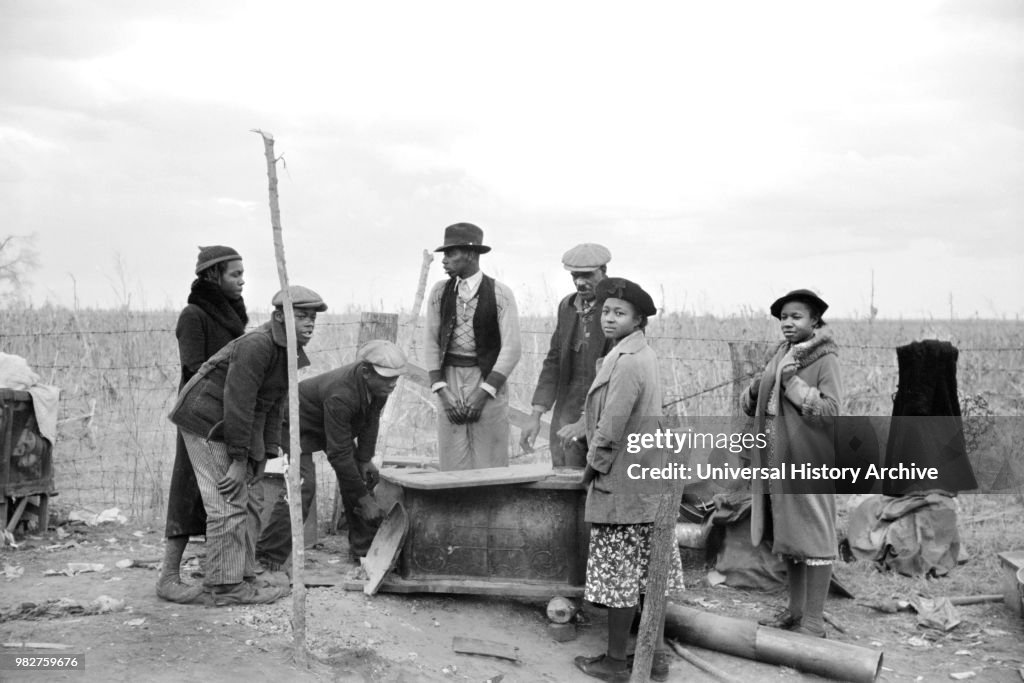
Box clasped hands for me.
[438,386,490,425]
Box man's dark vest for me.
[438,275,501,380]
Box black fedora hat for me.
[434,222,491,253]
[770,289,829,319]
[595,277,657,317]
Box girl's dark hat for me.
[434,223,491,253]
[770,289,829,319]
[195,245,242,274]
[595,277,657,317]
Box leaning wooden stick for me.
[253,128,307,667]
[630,488,680,682]
[377,249,434,455]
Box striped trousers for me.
[437,365,510,471]
[180,429,262,587]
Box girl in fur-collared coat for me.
[741,289,842,638]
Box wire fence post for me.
[728,341,771,413]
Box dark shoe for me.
[651,650,670,682]
[155,578,207,604]
[758,608,801,630]
[791,625,827,638]
[573,654,630,682]
[626,650,671,682]
[212,581,289,606]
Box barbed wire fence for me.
[1,307,1022,525]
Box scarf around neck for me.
[765,328,838,416]
[187,279,248,337]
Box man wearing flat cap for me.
[520,244,614,467]
[168,284,326,606]
[425,222,522,470]
[256,339,408,566]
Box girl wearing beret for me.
[741,289,842,637]
[574,278,684,683]
[157,246,247,604]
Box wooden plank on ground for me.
[360,502,408,595]
[340,575,585,599]
[380,463,551,490]
[452,637,520,662]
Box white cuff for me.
[431,381,448,393]
[481,382,497,398]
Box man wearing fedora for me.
[520,244,614,468]
[256,339,409,567]
[425,222,522,470]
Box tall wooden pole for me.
[253,129,307,667]
[376,250,433,457]
[630,489,679,682]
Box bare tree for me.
[0,234,40,302]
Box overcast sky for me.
[2,0,1021,318]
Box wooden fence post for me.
[728,341,771,412]
[630,489,681,682]
[357,312,399,347]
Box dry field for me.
[2,306,1023,680]
[1,305,1021,521]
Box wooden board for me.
[522,468,587,490]
[381,463,553,490]
[381,455,439,468]
[341,575,584,599]
[360,502,409,595]
[452,636,520,662]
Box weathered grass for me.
[1,306,1021,533]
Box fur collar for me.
[787,327,838,367]
[188,279,248,337]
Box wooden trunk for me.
[366,465,589,598]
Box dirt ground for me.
[1,519,1022,683]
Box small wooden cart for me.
[0,388,55,534]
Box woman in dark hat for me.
[157,246,248,604]
[573,278,684,683]
[741,289,842,637]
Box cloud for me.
[1,0,1020,317]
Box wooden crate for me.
[370,464,588,598]
[0,388,55,534]
[997,550,1024,617]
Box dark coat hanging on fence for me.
[883,340,977,496]
[165,281,248,538]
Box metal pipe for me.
[664,603,882,683]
